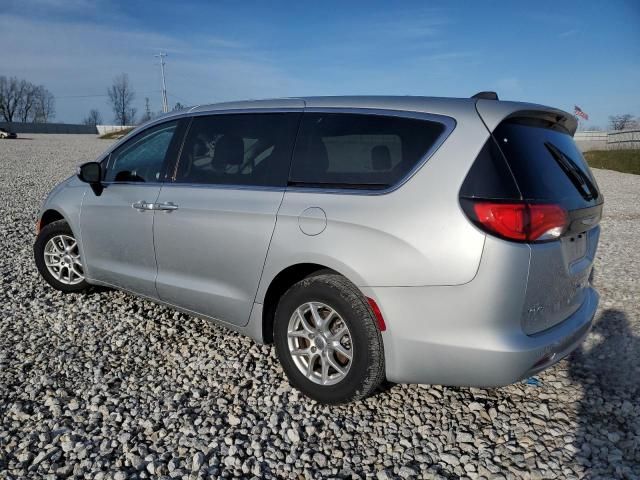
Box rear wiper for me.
[287,181,390,190]
[545,143,598,201]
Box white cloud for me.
[0,13,299,122]
[6,0,97,10]
[558,29,579,38]
[423,52,476,62]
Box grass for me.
[584,149,640,175]
[99,127,134,140]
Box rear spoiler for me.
[475,99,578,136]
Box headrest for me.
[214,135,244,165]
[192,137,207,157]
[371,145,391,170]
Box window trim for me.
[286,108,456,196]
[111,107,456,194]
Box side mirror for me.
[77,162,102,184]
[78,161,104,196]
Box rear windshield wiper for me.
[545,142,598,201]
[287,181,390,190]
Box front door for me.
[80,120,182,297]
[153,111,301,326]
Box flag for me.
[574,105,589,121]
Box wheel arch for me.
[260,263,343,343]
[38,209,66,232]
[36,205,89,278]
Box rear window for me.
[493,119,601,210]
[289,113,446,189]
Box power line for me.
[155,52,169,113]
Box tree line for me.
[581,115,639,132]
[0,76,55,123]
[84,73,186,126]
[608,114,638,131]
[5,72,638,130]
[0,73,182,127]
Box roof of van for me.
[158,95,576,134]
[188,96,475,114]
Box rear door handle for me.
[156,202,179,211]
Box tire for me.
[273,272,385,404]
[34,220,90,293]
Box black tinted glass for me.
[494,120,601,210]
[175,113,301,187]
[290,113,446,188]
[460,138,521,200]
[105,121,178,183]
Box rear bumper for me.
[372,285,597,386]
[362,235,599,387]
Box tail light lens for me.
[463,200,568,242]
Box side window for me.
[105,121,178,183]
[174,113,301,187]
[290,113,446,189]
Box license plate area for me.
[564,233,588,265]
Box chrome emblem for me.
[528,305,544,314]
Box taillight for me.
[463,200,568,242]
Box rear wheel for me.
[34,220,89,293]
[273,272,385,404]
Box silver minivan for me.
[34,94,602,404]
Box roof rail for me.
[471,91,499,100]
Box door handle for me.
[132,201,154,211]
[156,202,179,211]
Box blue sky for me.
[2,0,638,127]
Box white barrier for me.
[574,129,640,152]
[608,129,640,150]
[574,131,608,152]
[96,125,135,136]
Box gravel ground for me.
[1,134,638,479]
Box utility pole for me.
[155,52,169,113]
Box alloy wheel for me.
[287,302,353,386]
[43,234,85,285]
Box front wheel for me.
[273,272,385,404]
[34,220,90,293]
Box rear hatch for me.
[461,110,603,335]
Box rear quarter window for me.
[289,113,447,189]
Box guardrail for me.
[607,129,640,150]
[575,129,640,151]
